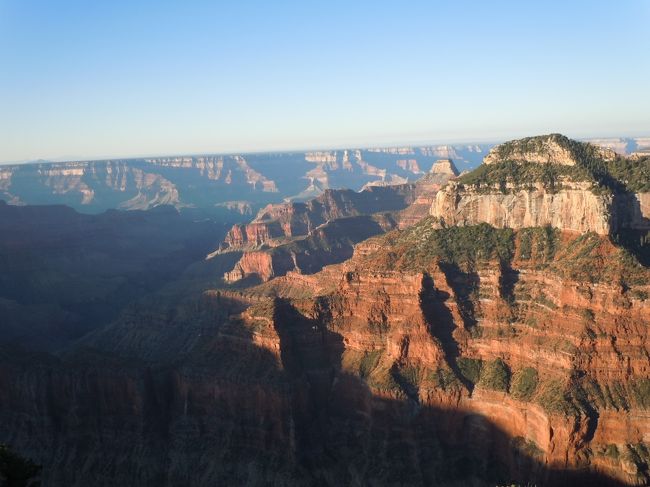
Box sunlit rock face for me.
[397,158,459,229]
[216,160,461,284]
[432,181,613,234]
[216,184,419,283]
[431,134,650,236]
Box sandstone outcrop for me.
[431,134,650,236]
[432,181,613,234]
[223,215,396,283]
[255,219,650,485]
[220,159,462,283]
[397,158,459,228]
[220,185,418,252]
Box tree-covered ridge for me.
[371,220,514,272]
[489,133,601,164]
[458,134,650,193]
[457,160,591,193]
[360,218,647,287]
[604,155,650,192]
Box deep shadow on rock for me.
[0,294,639,487]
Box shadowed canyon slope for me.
[0,201,232,351]
[0,135,648,486]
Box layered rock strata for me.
[432,181,612,234]
[431,134,650,235]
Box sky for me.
[0,0,649,163]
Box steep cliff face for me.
[269,219,650,485]
[431,134,650,236]
[221,159,459,261]
[0,135,647,486]
[224,220,286,248]
[397,159,459,228]
[224,250,282,283]
[432,181,613,234]
[215,183,424,283]
[0,161,182,211]
[615,192,650,231]
[222,185,418,251]
[223,215,396,283]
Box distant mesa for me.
[429,158,459,176]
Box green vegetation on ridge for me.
[458,134,650,193]
[367,219,646,290]
[377,219,514,271]
[478,358,511,392]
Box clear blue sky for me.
[0,0,649,163]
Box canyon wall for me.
[218,160,458,283]
[615,192,650,231]
[397,159,459,228]
[222,185,419,251]
[3,223,647,485]
[223,215,395,283]
[269,222,650,485]
[0,134,647,486]
[431,181,613,235]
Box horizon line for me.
[2,131,649,167]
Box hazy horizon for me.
[1,0,649,164]
[2,130,650,166]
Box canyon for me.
[216,159,458,283]
[0,146,488,215]
[0,135,648,486]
